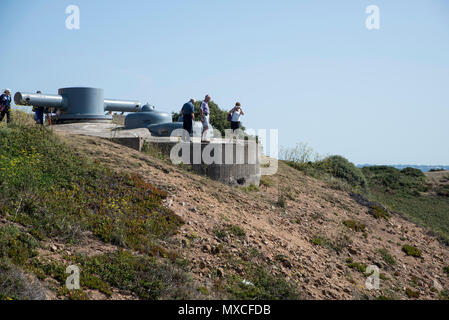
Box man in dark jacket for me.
[180,98,195,140]
[33,91,45,125]
[0,88,12,123]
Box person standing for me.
[229,102,244,135]
[0,89,12,124]
[200,95,211,142]
[33,91,45,125]
[180,98,195,140]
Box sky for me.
[0,0,448,165]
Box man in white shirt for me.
[230,102,244,132]
[200,95,211,142]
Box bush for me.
[405,288,420,298]
[369,204,391,220]
[286,155,367,192]
[402,245,422,258]
[362,165,426,195]
[0,261,45,300]
[443,266,449,277]
[401,167,425,178]
[342,220,366,232]
[347,261,367,273]
[377,248,396,266]
[72,250,191,300]
[319,156,367,190]
[227,267,299,300]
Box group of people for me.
[180,95,244,142]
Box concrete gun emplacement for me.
[14,87,211,137]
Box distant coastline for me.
[357,164,449,172]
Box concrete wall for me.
[145,140,262,187]
[108,137,144,152]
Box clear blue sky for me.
[1,0,448,165]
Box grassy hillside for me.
[1,116,448,300]
[0,122,190,300]
[362,166,449,244]
[285,155,449,245]
[0,117,298,300]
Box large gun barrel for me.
[13,87,144,123]
[14,92,63,108]
[104,99,141,112]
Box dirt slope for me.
[58,132,449,300]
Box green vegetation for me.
[284,145,449,244]
[241,184,259,192]
[0,121,189,299]
[227,267,299,300]
[369,204,391,220]
[0,224,45,300]
[402,245,422,258]
[444,266,449,277]
[72,250,190,299]
[214,224,246,240]
[259,176,274,187]
[142,141,167,161]
[405,287,420,298]
[362,166,427,195]
[346,260,367,273]
[362,166,449,244]
[0,124,183,251]
[311,234,351,255]
[311,235,331,247]
[377,248,396,266]
[286,155,367,192]
[342,220,366,233]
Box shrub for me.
[402,245,422,258]
[0,225,39,266]
[369,204,391,220]
[405,287,420,298]
[347,261,367,273]
[227,267,299,300]
[72,250,191,300]
[241,184,259,192]
[311,235,330,247]
[287,155,367,192]
[319,156,367,190]
[377,248,396,266]
[342,220,366,232]
[259,176,274,187]
[443,266,449,277]
[362,165,426,194]
[401,167,425,178]
[0,261,45,300]
[215,224,246,240]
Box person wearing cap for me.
[200,95,211,142]
[229,102,244,135]
[0,89,12,123]
[180,98,195,140]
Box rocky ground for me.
[47,132,449,300]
